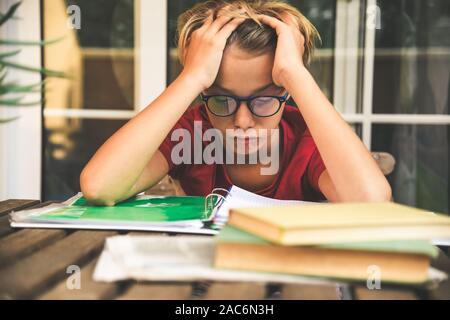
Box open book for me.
[9,186,312,235]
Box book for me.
[214,225,441,284]
[228,202,450,245]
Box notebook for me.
[214,225,440,284]
[228,202,450,245]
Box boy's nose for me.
[233,102,256,130]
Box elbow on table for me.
[79,169,116,206]
[358,182,393,203]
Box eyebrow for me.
[209,82,278,96]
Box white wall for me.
[0,0,42,201]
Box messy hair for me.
[177,0,320,66]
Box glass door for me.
[42,0,167,200]
[369,0,450,213]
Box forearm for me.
[80,72,203,204]
[282,67,391,201]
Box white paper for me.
[432,239,450,246]
[93,234,341,286]
[213,185,318,226]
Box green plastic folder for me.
[10,194,220,234]
[40,196,208,222]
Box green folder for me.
[10,193,221,234]
[41,195,209,222]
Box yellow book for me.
[228,202,450,245]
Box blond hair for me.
[177,0,320,66]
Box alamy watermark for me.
[170,121,280,175]
[66,264,81,290]
[67,5,81,30]
[367,5,382,31]
[366,265,382,290]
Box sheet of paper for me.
[213,185,318,226]
[93,234,341,286]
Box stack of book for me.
[214,202,450,284]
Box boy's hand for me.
[181,10,245,91]
[257,14,307,88]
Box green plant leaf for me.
[0,96,24,104]
[0,60,69,78]
[0,81,44,95]
[0,49,21,59]
[0,1,21,26]
[0,70,7,84]
[0,36,65,46]
[0,97,42,106]
[0,116,20,123]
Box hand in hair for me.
[257,13,306,88]
[181,11,245,91]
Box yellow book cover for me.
[228,202,450,245]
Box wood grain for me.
[38,258,122,300]
[201,282,266,300]
[280,283,342,300]
[117,283,192,300]
[0,200,40,217]
[0,200,41,238]
[0,230,115,299]
[354,286,418,300]
[0,228,67,268]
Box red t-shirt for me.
[158,104,327,201]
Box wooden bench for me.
[1,199,449,300]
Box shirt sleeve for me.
[307,148,327,193]
[158,112,195,180]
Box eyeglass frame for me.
[200,91,290,118]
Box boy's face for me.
[203,44,287,155]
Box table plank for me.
[38,258,121,300]
[200,282,266,300]
[354,287,418,300]
[117,283,192,300]
[0,229,68,268]
[280,283,343,300]
[0,215,14,238]
[424,252,450,300]
[0,200,41,238]
[0,230,114,299]
[0,200,40,217]
[0,201,58,238]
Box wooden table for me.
[1,199,450,300]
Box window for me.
[370,0,450,213]
[42,0,135,200]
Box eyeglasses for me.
[200,92,289,117]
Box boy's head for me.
[177,0,319,67]
[177,0,320,155]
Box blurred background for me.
[0,0,449,215]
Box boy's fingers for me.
[217,18,245,39]
[278,12,299,29]
[207,14,234,35]
[199,11,214,30]
[257,14,286,34]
